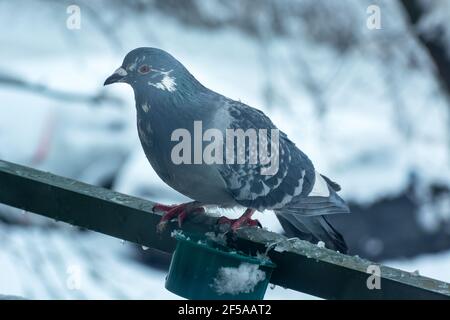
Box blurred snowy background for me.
[0,0,449,299]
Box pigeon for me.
[104,47,349,253]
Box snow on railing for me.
[0,159,449,300]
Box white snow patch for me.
[205,232,227,246]
[316,241,326,248]
[212,263,266,295]
[171,229,188,240]
[274,243,289,253]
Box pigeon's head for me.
[104,47,194,94]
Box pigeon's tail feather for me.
[281,187,350,217]
[275,211,348,253]
[320,174,341,191]
[274,182,349,252]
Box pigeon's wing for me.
[217,100,315,211]
[216,100,349,252]
[217,100,349,215]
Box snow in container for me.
[165,231,276,300]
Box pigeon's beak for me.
[104,67,128,86]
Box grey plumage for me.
[104,47,350,253]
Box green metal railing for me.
[0,159,449,299]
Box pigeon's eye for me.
[138,65,151,74]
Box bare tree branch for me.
[0,73,123,107]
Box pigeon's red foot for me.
[217,209,261,232]
[153,201,204,232]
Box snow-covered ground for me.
[0,224,179,299]
[0,0,449,299]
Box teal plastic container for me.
[165,231,276,300]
